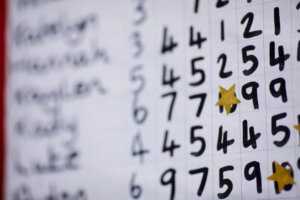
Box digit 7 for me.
[189,167,209,196]
[189,93,207,118]
[161,91,177,121]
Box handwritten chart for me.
[5,0,300,199]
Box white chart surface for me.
[5,0,300,199]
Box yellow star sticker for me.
[216,84,241,115]
[267,161,296,193]
[294,125,300,131]
[294,124,300,146]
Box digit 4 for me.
[189,26,207,49]
[242,120,261,149]
[162,130,181,157]
[217,125,234,154]
[161,27,178,54]
[269,41,290,71]
[131,133,149,164]
[162,65,180,88]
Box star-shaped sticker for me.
[216,84,241,115]
[267,161,296,193]
[294,124,300,146]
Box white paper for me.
[5,0,300,199]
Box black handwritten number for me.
[219,92,237,113]
[190,126,206,157]
[271,112,290,147]
[76,190,87,200]
[162,130,181,157]
[274,7,281,36]
[133,0,146,25]
[240,12,262,39]
[216,0,229,8]
[242,81,260,109]
[131,32,143,58]
[130,173,142,199]
[217,126,234,154]
[189,26,207,49]
[297,157,300,170]
[297,41,300,61]
[269,41,290,71]
[161,92,177,121]
[272,162,294,193]
[160,168,176,200]
[242,45,258,76]
[131,133,149,164]
[132,97,148,124]
[130,66,145,95]
[194,0,200,13]
[218,54,232,78]
[297,3,300,32]
[190,57,205,86]
[13,185,33,199]
[189,167,209,196]
[189,93,207,118]
[244,161,262,193]
[161,27,178,54]
[243,120,261,149]
[218,166,234,199]
[220,20,225,41]
[269,78,287,103]
[162,65,180,88]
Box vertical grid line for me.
[234,0,243,199]
[208,1,215,199]
[262,1,271,198]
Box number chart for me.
[5,0,300,199]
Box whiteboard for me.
[5,0,300,199]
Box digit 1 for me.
[272,161,294,193]
[297,41,300,61]
[244,161,262,193]
[194,0,199,13]
[221,20,225,41]
[219,92,237,113]
[297,3,300,32]
[160,168,176,200]
[274,7,280,35]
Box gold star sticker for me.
[216,84,241,115]
[294,124,300,146]
[267,161,296,193]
